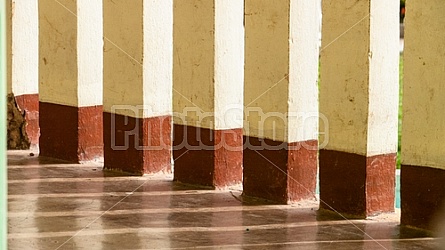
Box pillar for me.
[319,0,399,217]
[9,1,39,148]
[6,0,30,150]
[173,0,244,188]
[1,0,8,247]
[243,0,320,203]
[401,0,445,230]
[39,0,103,162]
[103,0,173,175]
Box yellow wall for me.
[402,0,445,169]
[244,0,290,142]
[319,0,370,155]
[103,0,143,117]
[6,0,11,94]
[173,0,215,129]
[39,0,78,107]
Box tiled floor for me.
[7,150,441,249]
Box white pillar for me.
[243,0,320,203]
[319,0,399,217]
[172,0,244,188]
[39,0,103,162]
[103,0,173,174]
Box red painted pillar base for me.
[319,150,396,218]
[39,102,103,163]
[243,137,318,204]
[173,124,243,188]
[103,112,172,175]
[15,94,39,147]
[401,165,445,230]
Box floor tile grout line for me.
[7,165,102,169]
[9,219,398,239]
[8,204,319,218]
[144,237,437,250]
[7,189,225,199]
[8,177,153,184]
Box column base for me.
[15,94,39,147]
[173,124,243,188]
[103,112,172,175]
[319,150,395,218]
[243,136,318,204]
[401,165,445,231]
[40,102,103,163]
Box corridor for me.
[7,150,439,249]
[3,0,445,249]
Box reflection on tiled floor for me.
[7,150,440,249]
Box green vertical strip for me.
[0,0,7,248]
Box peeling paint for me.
[7,93,30,149]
